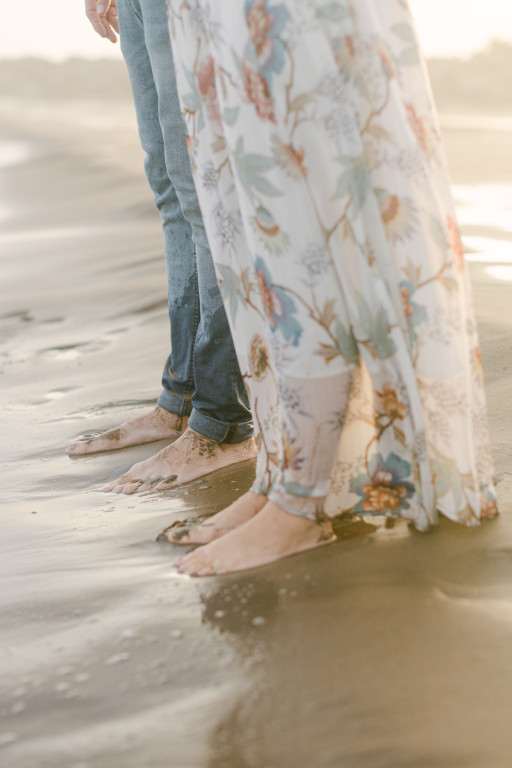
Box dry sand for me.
[1,89,512,768]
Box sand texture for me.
[1,76,512,768]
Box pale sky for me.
[0,1,511,60]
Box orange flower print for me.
[360,481,409,513]
[377,191,417,243]
[250,207,289,254]
[404,102,431,156]
[243,62,276,122]
[246,0,274,66]
[447,215,465,273]
[271,136,307,179]
[245,0,290,76]
[282,430,304,471]
[472,346,484,382]
[256,269,283,329]
[249,334,269,380]
[479,484,499,520]
[334,35,357,79]
[399,281,427,328]
[254,257,302,345]
[351,453,414,516]
[197,56,221,125]
[400,283,414,318]
[378,43,397,80]
[376,384,407,421]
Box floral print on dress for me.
[350,453,415,516]
[167,0,498,529]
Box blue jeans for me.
[118,0,252,442]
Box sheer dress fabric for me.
[167,0,498,529]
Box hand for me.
[85,0,119,43]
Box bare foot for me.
[102,427,257,494]
[175,501,337,576]
[67,406,187,455]
[167,491,267,546]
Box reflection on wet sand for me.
[200,513,512,768]
[0,58,511,767]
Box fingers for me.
[85,0,118,43]
[106,2,120,35]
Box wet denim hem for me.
[157,387,193,417]
[188,408,254,444]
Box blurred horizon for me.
[2,39,512,116]
[2,1,512,61]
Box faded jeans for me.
[117,0,252,442]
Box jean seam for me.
[127,2,143,24]
[186,246,200,393]
[224,422,239,443]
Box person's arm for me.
[84,0,119,43]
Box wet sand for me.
[1,93,512,768]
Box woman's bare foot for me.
[168,491,267,546]
[175,500,337,576]
[102,427,257,494]
[67,406,187,455]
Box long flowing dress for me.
[167,0,498,530]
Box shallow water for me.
[0,139,32,168]
[0,103,511,767]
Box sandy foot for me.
[168,491,267,546]
[175,500,337,576]
[102,427,257,494]
[67,406,187,455]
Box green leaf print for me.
[316,3,350,22]
[182,66,201,113]
[234,138,282,198]
[392,24,420,66]
[217,263,247,321]
[431,452,466,508]
[358,298,396,359]
[429,214,449,253]
[334,155,371,211]
[223,107,240,126]
[334,319,360,365]
[392,23,416,44]
[399,47,421,66]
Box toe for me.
[167,529,190,543]
[191,568,215,577]
[135,479,161,493]
[121,481,143,494]
[178,549,216,575]
[177,552,198,570]
[154,475,179,491]
[104,474,130,490]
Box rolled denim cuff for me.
[157,387,193,418]
[188,408,253,444]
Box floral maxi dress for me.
[167,0,498,529]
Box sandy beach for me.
[1,63,512,768]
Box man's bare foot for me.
[175,501,337,576]
[102,427,257,494]
[168,491,267,546]
[67,406,187,455]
